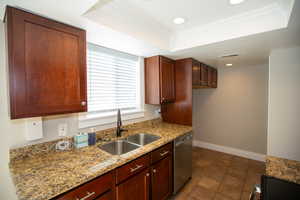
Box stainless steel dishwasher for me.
[173,131,193,194]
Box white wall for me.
[268,47,300,161]
[193,63,269,155]
[0,21,159,199]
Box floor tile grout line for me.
[238,159,251,200]
[213,155,234,200]
[189,148,265,200]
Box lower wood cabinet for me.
[95,191,114,200]
[116,143,173,200]
[116,169,150,200]
[151,156,172,200]
[53,143,173,200]
[54,171,114,200]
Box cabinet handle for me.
[76,191,95,200]
[160,151,169,157]
[130,164,143,173]
[81,101,86,106]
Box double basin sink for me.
[99,133,161,155]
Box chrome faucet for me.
[116,109,127,137]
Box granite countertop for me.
[266,156,300,184]
[9,120,192,200]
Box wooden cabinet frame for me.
[5,6,87,119]
[145,56,175,105]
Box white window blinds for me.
[87,43,140,114]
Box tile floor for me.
[173,147,265,200]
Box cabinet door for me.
[200,64,208,86]
[192,61,201,86]
[159,56,175,103]
[116,169,150,200]
[151,156,172,200]
[212,68,218,88]
[207,66,213,87]
[6,7,87,119]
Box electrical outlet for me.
[155,108,161,115]
[58,123,68,137]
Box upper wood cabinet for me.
[192,60,201,86]
[193,62,217,89]
[5,6,87,119]
[161,58,217,125]
[200,63,209,87]
[161,58,193,126]
[208,67,218,88]
[145,56,175,105]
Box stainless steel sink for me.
[126,133,161,146]
[99,140,140,155]
[99,133,161,155]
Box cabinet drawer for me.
[151,143,172,164]
[95,191,113,200]
[116,154,150,184]
[56,172,113,200]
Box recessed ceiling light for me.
[173,17,185,25]
[229,0,245,5]
[226,63,233,67]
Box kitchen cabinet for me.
[116,169,150,200]
[192,60,201,86]
[95,191,113,200]
[151,142,172,164]
[52,143,173,200]
[200,64,209,87]
[54,172,114,200]
[5,6,87,119]
[151,156,172,200]
[160,58,217,125]
[116,143,173,200]
[145,56,175,105]
[161,58,193,125]
[208,67,218,88]
[116,154,150,184]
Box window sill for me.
[78,110,145,129]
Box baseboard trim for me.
[193,140,266,162]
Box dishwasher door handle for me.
[175,140,185,147]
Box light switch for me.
[25,117,43,141]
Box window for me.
[79,43,143,128]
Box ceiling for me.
[0,0,299,68]
[0,0,164,56]
[84,0,294,50]
[129,0,277,31]
[165,0,300,67]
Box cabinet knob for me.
[153,169,157,173]
[81,101,86,106]
[146,173,150,177]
